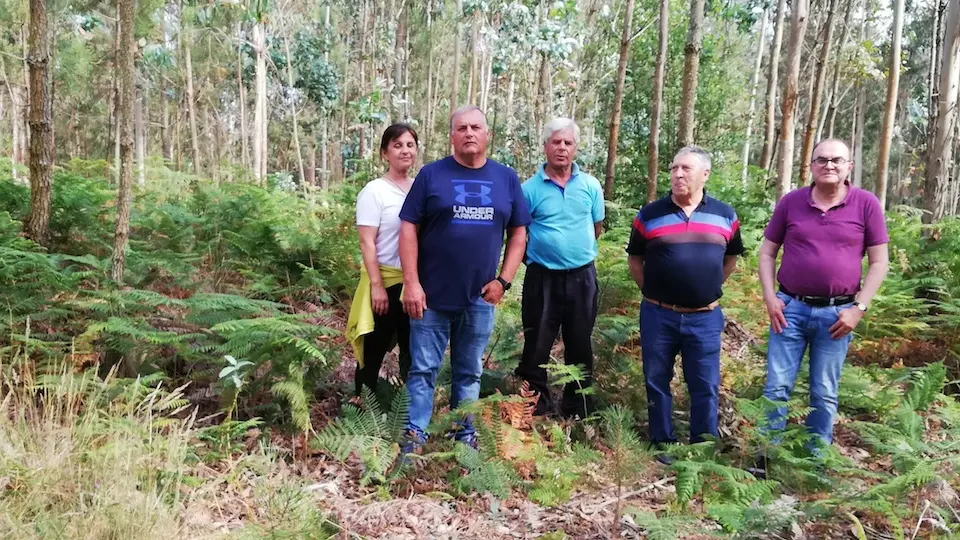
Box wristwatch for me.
[496,276,512,291]
[855,302,868,313]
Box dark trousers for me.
[355,283,411,396]
[640,300,724,444]
[515,262,598,418]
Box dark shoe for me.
[746,454,768,479]
[655,453,676,466]
[455,432,479,451]
[653,442,679,465]
[396,430,427,468]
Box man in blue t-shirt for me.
[398,105,531,451]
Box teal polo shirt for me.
[522,163,605,270]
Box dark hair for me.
[380,123,419,153]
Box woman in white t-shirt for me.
[352,124,418,396]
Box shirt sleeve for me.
[863,193,890,246]
[591,177,605,222]
[356,183,381,227]
[508,170,533,227]
[399,168,429,224]
[625,211,646,256]
[763,197,788,245]
[726,212,746,256]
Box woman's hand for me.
[370,284,389,315]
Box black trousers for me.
[355,283,411,396]
[515,262,599,418]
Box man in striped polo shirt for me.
[626,145,744,457]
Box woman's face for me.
[382,131,418,173]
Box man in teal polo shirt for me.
[515,117,605,418]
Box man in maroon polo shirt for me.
[758,139,889,457]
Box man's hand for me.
[403,281,427,320]
[765,295,788,333]
[370,284,389,316]
[481,279,505,305]
[829,307,863,339]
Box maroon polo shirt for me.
[764,184,888,297]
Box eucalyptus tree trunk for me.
[603,0,635,199]
[760,0,787,170]
[775,0,809,200]
[111,0,136,282]
[874,0,905,208]
[648,0,669,202]
[798,0,840,185]
[677,0,705,147]
[741,9,768,186]
[923,0,960,224]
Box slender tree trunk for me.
[677,0,705,147]
[111,0,136,282]
[450,0,463,113]
[237,22,249,173]
[183,35,201,174]
[393,0,406,120]
[603,0,635,199]
[823,0,855,140]
[760,0,787,170]
[467,8,480,106]
[741,9,768,185]
[775,0,810,199]
[874,0,904,208]
[923,0,960,224]
[25,0,53,246]
[305,138,316,185]
[853,84,865,187]
[283,36,305,188]
[535,52,549,141]
[648,0,670,202]
[928,1,945,152]
[203,100,218,184]
[798,0,839,184]
[112,1,121,183]
[136,81,145,186]
[320,4,331,188]
[423,5,434,161]
[252,20,267,183]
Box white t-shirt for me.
[356,177,408,269]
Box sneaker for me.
[396,430,427,468]
[746,454,768,479]
[455,432,479,451]
[653,442,680,466]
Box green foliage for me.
[313,386,409,486]
[625,508,685,540]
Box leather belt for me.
[778,285,855,307]
[644,296,719,313]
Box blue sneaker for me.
[396,430,427,469]
[455,432,479,451]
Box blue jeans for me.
[405,297,495,440]
[640,300,724,443]
[763,291,854,446]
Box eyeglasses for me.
[812,156,850,166]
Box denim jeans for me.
[640,300,724,444]
[405,297,495,440]
[763,291,854,446]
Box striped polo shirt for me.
[626,194,744,308]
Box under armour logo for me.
[454,184,492,206]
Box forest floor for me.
[180,302,914,540]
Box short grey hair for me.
[673,145,712,170]
[541,117,580,145]
[449,105,488,132]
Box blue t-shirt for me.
[523,163,605,270]
[400,156,532,311]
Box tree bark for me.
[798,0,839,185]
[775,0,809,200]
[852,84,865,187]
[136,81,145,187]
[677,0,705,147]
[741,9,768,186]
[252,20,267,183]
[760,0,787,170]
[450,0,463,113]
[648,0,670,203]
[283,36,305,188]
[603,0,635,199]
[237,22,249,173]
[923,0,960,224]
[111,0,135,282]
[423,5,434,161]
[467,8,480,106]
[25,0,53,246]
[874,0,904,208]
[183,32,201,175]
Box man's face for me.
[450,110,489,158]
[669,153,709,199]
[811,140,852,187]
[543,128,578,169]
